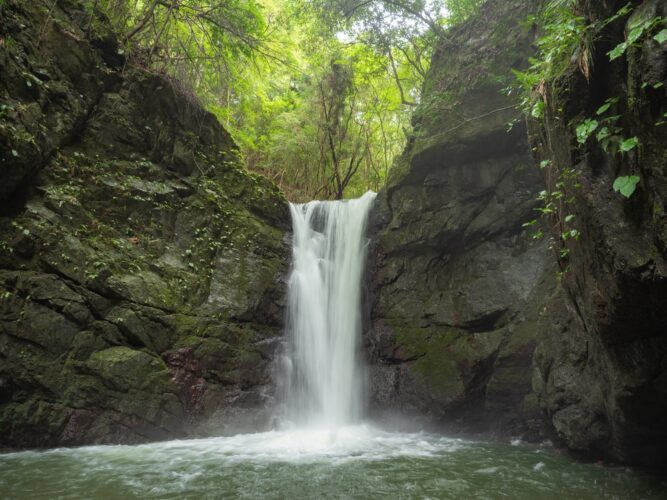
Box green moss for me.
[386,317,504,400]
[174,335,204,349]
[87,347,170,391]
[387,319,460,393]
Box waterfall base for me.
[1,428,663,498]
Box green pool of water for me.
[1,425,664,499]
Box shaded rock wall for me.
[368,0,667,466]
[529,0,667,465]
[0,0,289,447]
[366,0,551,438]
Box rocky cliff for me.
[529,0,667,465]
[368,0,667,466]
[3,0,666,467]
[0,0,289,447]
[367,0,551,438]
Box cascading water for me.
[280,191,377,428]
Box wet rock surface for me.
[368,0,667,466]
[528,0,667,466]
[366,0,551,439]
[0,0,289,447]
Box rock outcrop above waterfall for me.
[368,0,667,465]
[367,0,550,438]
[0,0,289,447]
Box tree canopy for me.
[93,0,483,199]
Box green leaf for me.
[564,214,575,223]
[596,103,611,115]
[626,25,645,45]
[619,136,639,152]
[576,119,598,144]
[613,175,640,198]
[531,100,545,119]
[608,42,627,60]
[11,149,18,157]
[654,29,667,44]
[596,127,610,142]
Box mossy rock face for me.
[388,0,538,191]
[0,0,113,200]
[525,0,667,466]
[0,0,289,448]
[86,347,170,391]
[367,0,555,438]
[371,0,667,466]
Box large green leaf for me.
[607,42,627,60]
[613,175,640,198]
[576,119,598,144]
[619,136,639,152]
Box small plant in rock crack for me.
[575,98,637,154]
[523,159,580,276]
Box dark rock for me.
[367,0,551,438]
[528,0,667,466]
[368,0,667,466]
[0,0,289,448]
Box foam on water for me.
[3,425,464,464]
[1,427,664,499]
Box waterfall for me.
[281,191,376,428]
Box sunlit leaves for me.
[596,102,611,115]
[94,0,449,199]
[608,15,664,61]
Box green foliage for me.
[90,0,483,200]
[613,175,640,198]
[607,15,664,61]
[523,162,580,270]
[576,118,598,144]
[518,1,658,275]
[619,136,639,153]
[445,0,483,23]
[575,96,640,155]
[512,0,591,115]
[512,2,649,117]
[654,29,667,44]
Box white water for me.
[280,191,377,428]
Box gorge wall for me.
[368,0,667,465]
[367,0,550,438]
[0,0,289,447]
[529,0,667,466]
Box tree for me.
[91,0,484,200]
